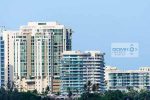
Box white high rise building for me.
[60,51,105,94]
[3,22,72,93]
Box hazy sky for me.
[1,0,150,69]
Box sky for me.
[0,0,150,70]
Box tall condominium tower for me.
[0,27,5,87]
[3,22,72,93]
[60,51,105,95]
[0,36,4,87]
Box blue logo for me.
[111,43,139,57]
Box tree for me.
[56,91,60,96]
[10,81,15,92]
[95,83,99,92]
[81,81,92,100]
[103,90,124,100]
[75,88,79,100]
[92,84,96,93]
[126,87,138,100]
[83,84,87,93]
[45,86,50,95]
[75,88,79,95]
[87,81,92,93]
[0,87,7,100]
[138,90,150,100]
[79,89,150,100]
[32,89,38,94]
[0,87,41,100]
[7,81,11,90]
[67,87,72,100]
[80,91,102,100]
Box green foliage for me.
[103,90,124,100]
[67,87,72,98]
[44,86,50,95]
[0,87,42,100]
[79,89,150,100]
[32,89,38,94]
[46,86,50,92]
[80,93,102,100]
[56,91,60,96]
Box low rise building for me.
[105,67,150,91]
[15,77,48,93]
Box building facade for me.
[0,36,4,87]
[105,67,150,91]
[60,51,105,95]
[0,27,5,87]
[3,31,15,88]
[3,22,72,93]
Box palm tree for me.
[83,84,87,92]
[92,84,96,93]
[45,86,50,95]
[75,88,79,100]
[87,81,92,93]
[96,83,99,92]
[83,81,92,100]
[75,88,79,95]
[7,81,11,90]
[32,89,38,94]
[10,81,15,92]
[56,91,60,96]
[67,87,72,100]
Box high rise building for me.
[3,31,18,89]
[0,36,5,87]
[3,22,72,93]
[0,27,5,87]
[60,51,105,95]
[105,67,150,91]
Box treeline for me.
[79,81,150,100]
[80,90,150,100]
[0,87,50,100]
[1,80,150,100]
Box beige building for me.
[3,22,72,93]
[15,77,48,93]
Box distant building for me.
[3,22,72,93]
[0,36,4,87]
[60,51,105,95]
[105,67,150,91]
[0,27,5,87]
